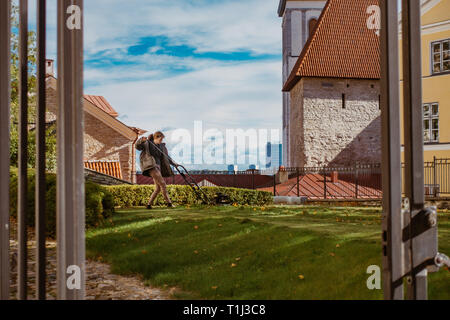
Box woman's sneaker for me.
[146,205,152,210]
[167,203,175,208]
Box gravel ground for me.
[8,221,175,300]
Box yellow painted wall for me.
[398,1,450,162]
[421,0,450,25]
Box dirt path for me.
[8,226,174,300]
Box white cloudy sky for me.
[24,0,283,169]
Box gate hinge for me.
[434,253,450,269]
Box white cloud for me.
[81,0,281,55]
[88,59,282,134]
[26,0,284,168]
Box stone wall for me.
[289,79,306,167]
[289,77,381,167]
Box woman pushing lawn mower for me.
[136,131,179,209]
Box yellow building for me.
[400,0,450,162]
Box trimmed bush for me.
[105,185,273,208]
[9,167,114,238]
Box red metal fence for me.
[137,159,450,200]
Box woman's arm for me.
[136,137,147,151]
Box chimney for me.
[331,171,339,183]
[46,59,54,77]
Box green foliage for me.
[105,185,274,208]
[85,182,115,227]
[9,168,114,238]
[9,4,57,172]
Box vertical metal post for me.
[251,170,255,190]
[380,0,404,300]
[402,0,427,300]
[433,156,437,197]
[296,168,300,197]
[355,166,359,199]
[36,0,47,300]
[57,0,85,300]
[323,170,327,200]
[18,0,28,301]
[0,0,11,301]
[273,174,276,196]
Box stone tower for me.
[278,0,326,166]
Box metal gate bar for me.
[0,0,11,301]
[36,0,47,300]
[18,0,29,300]
[380,0,404,300]
[56,0,85,300]
[401,0,431,300]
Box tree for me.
[9,4,57,172]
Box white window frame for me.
[423,103,439,143]
[431,38,450,75]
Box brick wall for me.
[289,77,381,167]
[84,112,135,182]
[46,85,136,183]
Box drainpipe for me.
[132,133,139,184]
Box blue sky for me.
[24,0,283,169]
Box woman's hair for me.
[149,131,165,141]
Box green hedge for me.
[105,185,273,208]
[9,168,114,238]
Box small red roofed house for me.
[45,61,146,183]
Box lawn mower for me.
[148,140,228,205]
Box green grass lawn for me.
[86,205,450,300]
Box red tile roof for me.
[283,0,381,92]
[259,173,381,199]
[84,95,119,118]
[129,127,148,135]
[84,161,123,180]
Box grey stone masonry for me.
[289,78,381,167]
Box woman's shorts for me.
[143,165,161,177]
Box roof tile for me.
[283,0,380,91]
[84,95,119,118]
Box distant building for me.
[227,164,239,173]
[265,143,283,169]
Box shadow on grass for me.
[86,206,450,300]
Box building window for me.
[423,103,439,143]
[308,18,318,37]
[431,39,450,74]
[342,93,346,109]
